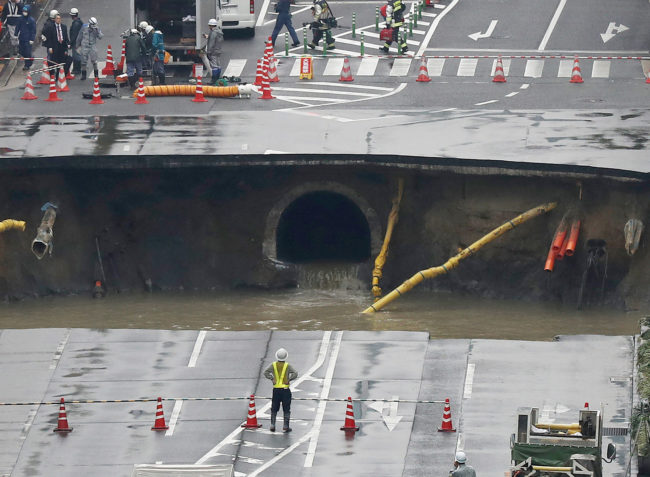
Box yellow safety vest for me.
[272,361,290,389]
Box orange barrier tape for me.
[133,85,240,98]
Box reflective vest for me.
[272,361,290,389]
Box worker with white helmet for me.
[263,348,298,432]
[68,8,83,74]
[200,18,223,84]
[76,16,103,80]
[40,9,58,47]
[450,451,476,477]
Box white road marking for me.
[304,331,343,467]
[165,400,183,436]
[275,95,347,102]
[50,329,70,370]
[468,19,498,41]
[223,59,247,77]
[505,91,518,97]
[123,144,130,152]
[538,0,566,50]
[277,82,408,111]
[463,363,476,398]
[474,99,498,106]
[248,431,314,477]
[457,58,478,76]
[427,58,445,76]
[600,22,629,43]
[356,57,379,76]
[196,331,333,464]
[305,81,393,91]
[557,59,574,77]
[323,58,344,75]
[390,58,412,76]
[524,59,544,77]
[256,0,273,26]
[520,83,530,89]
[430,107,457,113]
[20,407,38,440]
[591,60,611,78]
[290,59,301,76]
[188,330,207,368]
[271,87,379,97]
[423,47,648,54]
[382,395,403,431]
[417,0,459,57]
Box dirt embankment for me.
[0,166,647,310]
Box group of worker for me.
[270,0,409,53]
[122,21,166,89]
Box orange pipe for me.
[551,226,567,252]
[564,220,581,256]
[134,85,240,98]
[544,245,556,272]
[556,234,569,260]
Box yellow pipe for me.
[362,202,557,313]
[0,219,26,233]
[532,466,572,472]
[133,85,240,98]
[372,178,404,301]
[535,423,581,431]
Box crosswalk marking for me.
[427,58,445,76]
[490,58,511,76]
[524,59,544,77]
[224,59,247,77]
[390,58,412,76]
[357,57,379,76]
[290,59,301,76]
[557,59,573,77]
[272,86,380,97]
[323,58,344,75]
[457,58,478,76]
[421,11,438,17]
[591,60,610,78]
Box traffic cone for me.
[57,67,70,92]
[151,396,169,430]
[259,68,275,100]
[134,77,149,104]
[253,59,264,86]
[66,69,75,80]
[21,73,38,100]
[570,56,584,84]
[416,56,431,82]
[241,394,262,428]
[340,396,359,431]
[438,398,456,432]
[192,76,208,102]
[89,77,104,104]
[645,74,650,84]
[339,57,354,82]
[37,60,50,85]
[53,397,73,432]
[267,57,279,83]
[493,56,506,83]
[44,74,62,102]
[101,44,116,76]
[117,38,126,73]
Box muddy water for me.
[0,290,642,340]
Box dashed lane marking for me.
[505,91,518,97]
[188,330,207,368]
[463,363,476,399]
[474,99,498,106]
[165,400,183,437]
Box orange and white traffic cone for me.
[253,59,264,86]
[339,57,354,82]
[493,56,506,83]
[21,73,38,100]
[570,56,584,84]
[192,76,208,102]
[259,68,275,100]
[89,77,104,104]
[101,44,116,76]
[340,396,359,431]
[646,74,650,84]
[241,394,263,428]
[416,56,431,82]
[37,60,50,85]
[267,57,279,83]
[57,67,70,92]
[44,74,62,102]
[117,39,126,74]
[134,77,149,104]
[151,397,169,430]
[53,397,73,432]
[438,398,456,432]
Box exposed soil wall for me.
[0,166,647,310]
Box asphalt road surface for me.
[0,329,635,477]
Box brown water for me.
[0,290,643,340]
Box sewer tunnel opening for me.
[276,191,371,263]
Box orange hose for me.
[556,234,569,260]
[564,220,580,256]
[544,245,556,272]
[136,85,240,98]
[551,227,567,251]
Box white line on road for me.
[248,431,314,477]
[463,363,476,398]
[188,330,207,368]
[538,0,566,51]
[50,329,70,370]
[474,100,498,106]
[520,83,530,89]
[256,0,273,27]
[123,144,130,152]
[276,83,408,111]
[304,331,343,467]
[505,91,519,97]
[416,0,459,58]
[165,400,183,436]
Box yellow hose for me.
[372,178,404,301]
[133,85,240,98]
[0,219,26,233]
[362,202,557,313]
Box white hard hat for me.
[275,348,288,361]
[131,28,139,35]
[69,7,79,15]
[455,451,467,464]
[49,9,59,19]
[145,25,154,33]
[139,21,149,29]
[208,18,218,26]
[89,17,97,25]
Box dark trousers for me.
[271,387,291,414]
[271,12,299,45]
[311,27,334,47]
[49,48,72,75]
[19,40,33,68]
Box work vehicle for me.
[509,406,616,477]
[129,0,255,65]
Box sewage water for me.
[0,289,642,340]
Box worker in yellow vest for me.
[263,348,298,432]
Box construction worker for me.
[151,28,165,85]
[201,18,223,84]
[68,8,83,74]
[76,17,103,81]
[1,0,23,55]
[380,0,408,53]
[263,348,298,432]
[307,0,335,51]
[125,28,146,89]
[450,451,476,477]
[14,5,35,70]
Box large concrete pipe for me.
[32,203,58,260]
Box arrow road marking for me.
[600,22,629,43]
[383,396,403,432]
[468,20,497,41]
